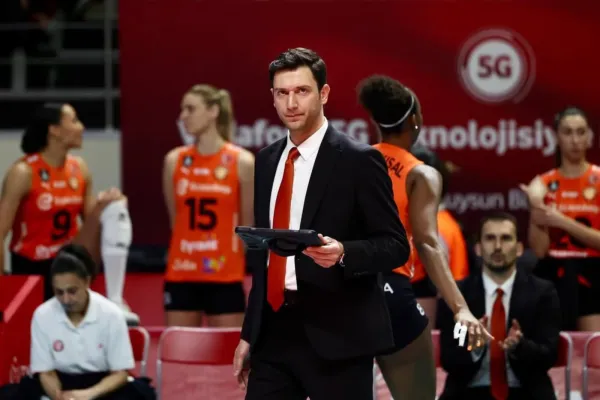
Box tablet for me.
[235,226,323,255]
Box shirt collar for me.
[57,289,98,325]
[482,269,516,299]
[284,118,328,161]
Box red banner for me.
[120,0,600,245]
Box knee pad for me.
[100,199,132,253]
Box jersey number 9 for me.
[51,210,72,240]
[184,197,218,231]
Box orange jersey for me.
[539,165,600,258]
[165,143,245,283]
[10,154,85,261]
[411,208,469,282]
[373,143,422,278]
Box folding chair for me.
[128,326,150,376]
[582,332,600,400]
[156,327,241,398]
[556,332,573,400]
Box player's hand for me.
[233,339,251,390]
[454,308,494,351]
[519,180,546,207]
[502,319,523,351]
[302,234,344,268]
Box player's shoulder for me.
[589,164,600,183]
[537,168,558,183]
[164,145,191,164]
[226,143,254,164]
[7,158,33,178]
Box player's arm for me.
[0,162,32,275]
[552,212,600,251]
[407,165,469,315]
[521,176,550,258]
[74,155,96,219]
[162,149,179,230]
[237,149,255,227]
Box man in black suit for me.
[437,212,561,400]
[232,48,410,400]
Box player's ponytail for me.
[186,84,235,142]
[216,89,234,142]
[21,103,64,154]
[553,106,590,168]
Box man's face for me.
[476,220,523,273]
[271,66,329,134]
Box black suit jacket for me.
[436,269,560,400]
[241,125,410,360]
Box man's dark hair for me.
[268,48,327,90]
[410,145,450,198]
[553,106,590,167]
[357,75,418,135]
[50,244,97,280]
[477,212,519,241]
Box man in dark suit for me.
[232,48,410,400]
[437,212,561,400]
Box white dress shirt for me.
[470,270,521,388]
[269,118,329,290]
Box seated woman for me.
[28,244,147,400]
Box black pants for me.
[10,253,54,301]
[440,386,532,400]
[246,304,374,400]
[17,371,154,400]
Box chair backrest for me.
[555,332,573,368]
[156,327,241,398]
[582,332,600,400]
[431,329,441,368]
[584,332,600,369]
[128,327,150,376]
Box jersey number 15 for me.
[184,198,218,231]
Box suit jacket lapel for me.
[468,274,486,319]
[258,139,287,228]
[300,126,342,229]
[508,269,527,328]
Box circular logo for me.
[37,193,53,211]
[214,166,228,180]
[457,28,536,104]
[53,340,64,352]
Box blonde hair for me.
[187,84,234,141]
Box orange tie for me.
[490,288,508,400]
[267,147,300,311]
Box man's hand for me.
[502,319,523,351]
[454,308,494,351]
[302,234,344,268]
[60,389,93,400]
[233,339,251,390]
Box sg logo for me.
[457,28,536,104]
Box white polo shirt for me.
[30,290,135,375]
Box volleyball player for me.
[0,103,139,325]
[410,146,469,325]
[520,107,600,331]
[357,75,489,398]
[163,84,254,328]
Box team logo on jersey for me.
[548,180,559,192]
[52,340,64,352]
[183,155,193,167]
[583,186,597,201]
[39,169,50,182]
[214,166,228,180]
[37,193,53,211]
[68,177,79,190]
